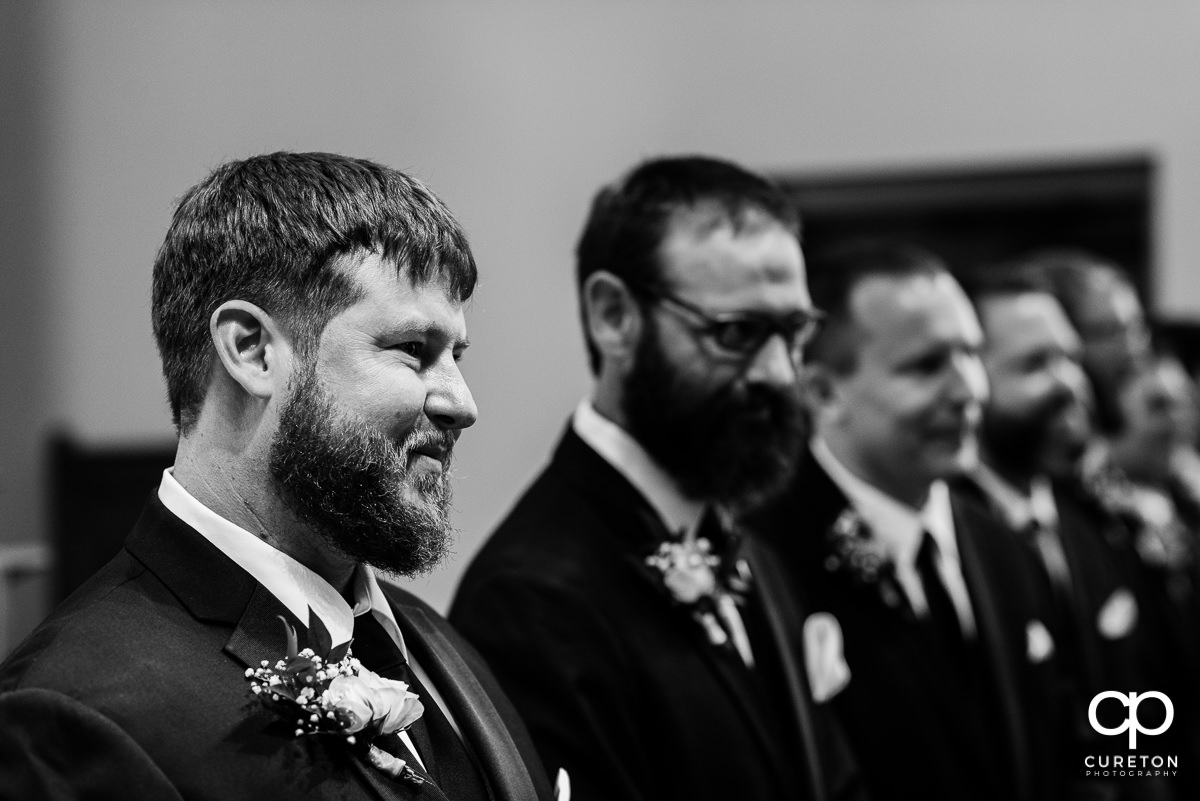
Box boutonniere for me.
[1082,461,1140,523]
[644,525,752,651]
[823,508,904,610]
[245,618,425,784]
[1083,463,1194,570]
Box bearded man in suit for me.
[0,152,557,801]
[748,241,1067,801]
[962,266,1181,801]
[450,156,863,801]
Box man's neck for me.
[591,379,629,433]
[816,435,930,510]
[172,440,357,594]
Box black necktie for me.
[351,613,490,799]
[915,532,965,655]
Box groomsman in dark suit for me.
[0,152,556,801]
[962,266,1180,801]
[450,156,863,801]
[749,242,1065,801]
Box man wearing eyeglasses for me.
[450,156,863,801]
[747,241,1068,801]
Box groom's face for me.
[268,253,477,577]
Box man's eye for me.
[392,342,424,358]
[712,320,766,353]
[908,354,947,375]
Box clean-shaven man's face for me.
[820,271,989,501]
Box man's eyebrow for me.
[380,319,467,340]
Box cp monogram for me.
[1088,691,1174,749]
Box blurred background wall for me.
[3,1,1200,641]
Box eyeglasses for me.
[628,282,825,362]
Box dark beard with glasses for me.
[622,317,808,512]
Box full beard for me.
[621,324,807,512]
[268,365,455,578]
[981,389,1088,482]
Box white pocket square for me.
[1025,619,1055,663]
[555,768,571,801]
[803,612,851,703]
[1097,587,1138,640]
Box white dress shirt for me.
[157,468,455,762]
[812,440,977,636]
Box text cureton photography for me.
[1084,691,1181,780]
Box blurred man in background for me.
[1031,249,1152,436]
[750,241,1063,801]
[1033,252,1200,791]
[962,265,1178,801]
[451,156,863,801]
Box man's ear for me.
[798,362,846,425]
[582,271,643,367]
[210,300,292,401]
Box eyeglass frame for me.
[624,280,825,364]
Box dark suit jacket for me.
[748,451,1066,801]
[1041,482,1190,795]
[0,495,554,801]
[449,427,864,801]
[958,476,1167,707]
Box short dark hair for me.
[152,151,476,433]
[574,155,800,374]
[957,261,1056,312]
[804,240,948,373]
[1013,248,1132,334]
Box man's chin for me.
[920,439,978,482]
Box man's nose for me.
[745,334,798,390]
[1052,356,1090,403]
[947,351,990,406]
[425,360,478,431]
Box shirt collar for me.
[157,469,405,657]
[970,462,1059,532]
[812,438,960,569]
[572,399,706,536]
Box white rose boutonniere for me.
[246,617,425,784]
[644,523,753,656]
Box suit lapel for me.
[223,584,306,669]
[677,597,788,769]
[744,537,828,801]
[127,495,436,801]
[553,428,792,782]
[953,502,1031,801]
[343,745,450,801]
[392,602,538,801]
[779,458,999,750]
[125,493,259,625]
